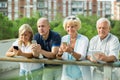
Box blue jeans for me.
[19,68,43,80]
[42,66,62,80]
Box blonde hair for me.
[63,15,81,31]
[18,24,33,46]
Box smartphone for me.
[13,46,19,50]
[32,40,37,44]
[62,42,67,45]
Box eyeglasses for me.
[67,16,77,20]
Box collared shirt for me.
[88,33,120,60]
[13,39,44,71]
[34,30,61,67]
[61,34,89,79]
[34,30,61,53]
[62,34,89,60]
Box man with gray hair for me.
[87,17,119,80]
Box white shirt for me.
[88,33,119,60]
[13,39,44,71]
[61,34,89,80]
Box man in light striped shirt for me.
[87,17,120,80]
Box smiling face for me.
[66,20,78,35]
[19,24,33,45]
[97,21,110,40]
[20,31,31,44]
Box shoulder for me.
[110,33,119,41]
[33,33,42,40]
[50,30,61,37]
[90,35,98,42]
[108,33,119,44]
[50,31,61,40]
[62,35,69,40]
[78,34,89,41]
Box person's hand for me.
[94,53,107,61]
[56,48,63,59]
[31,44,41,57]
[89,56,97,63]
[63,44,73,54]
[61,42,67,52]
[13,48,22,56]
[96,53,107,61]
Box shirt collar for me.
[98,33,111,42]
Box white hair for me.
[96,17,111,28]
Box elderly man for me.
[87,17,119,80]
[32,17,62,80]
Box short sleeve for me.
[52,33,61,47]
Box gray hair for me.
[63,15,81,30]
[96,17,111,28]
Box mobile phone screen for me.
[13,46,19,50]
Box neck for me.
[23,42,28,46]
[43,31,49,40]
[70,33,77,39]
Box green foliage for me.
[0,13,120,41]
[13,17,38,37]
[0,13,14,39]
[53,23,67,36]
[50,13,63,30]
[111,20,120,40]
[77,15,98,39]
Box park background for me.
[0,13,120,80]
[0,13,120,40]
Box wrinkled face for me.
[66,21,77,35]
[37,20,50,36]
[97,21,110,39]
[20,31,31,43]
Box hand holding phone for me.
[13,46,19,50]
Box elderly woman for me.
[56,16,91,80]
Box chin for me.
[100,36,106,40]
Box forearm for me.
[6,52,15,57]
[71,51,81,60]
[105,55,116,62]
[40,49,56,59]
[20,52,33,58]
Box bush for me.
[0,13,120,41]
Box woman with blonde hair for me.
[6,24,43,80]
[56,16,91,80]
